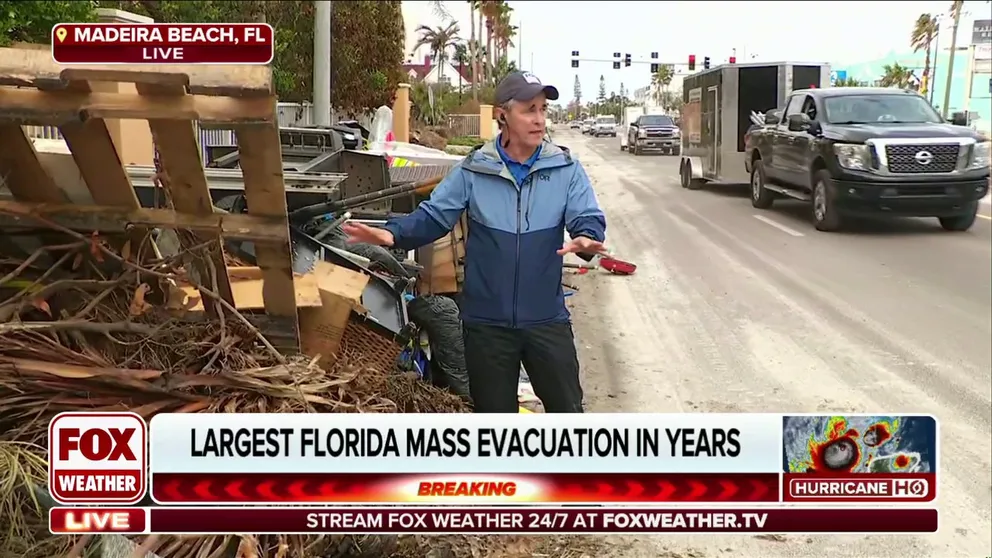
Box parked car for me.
[745,87,990,232]
[569,120,582,129]
[581,119,595,134]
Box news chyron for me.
[46,412,939,535]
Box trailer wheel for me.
[750,160,775,209]
[682,160,703,190]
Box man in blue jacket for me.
[343,72,607,413]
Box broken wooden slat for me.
[0,48,273,96]
[233,123,299,349]
[0,87,275,126]
[0,200,290,242]
[136,82,233,306]
[0,123,69,202]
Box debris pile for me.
[0,229,467,557]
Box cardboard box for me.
[297,261,369,369]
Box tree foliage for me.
[0,1,98,46]
[3,1,405,112]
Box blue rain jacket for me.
[384,138,606,328]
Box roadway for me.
[559,129,991,558]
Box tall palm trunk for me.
[922,41,932,94]
[469,5,478,100]
[478,8,485,84]
[486,22,493,86]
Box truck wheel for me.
[812,170,843,232]
[621,144,627,151]
[750,160,774,209]
[672,147,681,157]
[938,203,978,231]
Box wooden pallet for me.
[0,48,300,351]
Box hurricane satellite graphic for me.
[782,415,936,474]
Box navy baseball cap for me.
[495,72,560,104]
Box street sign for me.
[829,70,847,85]
[973,19,992,45]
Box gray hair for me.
[497,100,517,130]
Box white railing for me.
[23,125,63,140]
[447,114,481,137]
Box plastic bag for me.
[367,105,394,151]
[407,295,471,401]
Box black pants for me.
[462,322,584,413]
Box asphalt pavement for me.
[559,129,991,558]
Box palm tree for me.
[426,0,451,20]
[878,63,917,89]
[650,64,675,104]
[835,76,868,87]
[910,14,938,97]
[480,1,503,85]
[453,42,469,95]
[941,0,964,118]
[493,4,517,66]
[412,22,461,81]
[477,3,485,84]
[468,0,479,100]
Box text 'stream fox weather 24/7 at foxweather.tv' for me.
[46,412,939,535]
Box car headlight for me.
[638,129,647,138]
[833,143,871,171]
[969,141,990,169]
[673,129,681,137]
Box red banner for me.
[141,507,936,534]
[782,473,936,503]
[150,472,780,504]
[51,23,273,64]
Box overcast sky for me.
[401,0,990,100]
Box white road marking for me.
[752,214,805,237]
[978,213,991,221]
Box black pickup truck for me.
[745,87,989,232]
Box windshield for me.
[596,117,616,125]
[584,120,594,125]
[823,94,943,124]
[640,115,674,126]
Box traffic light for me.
[571,50,579,68]
[650,52,658,59]
[703,56,711,70]
[613,61,621,69]
[650,63,659,73]
[624,53,632,67]
[688,54,696,71]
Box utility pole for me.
[930,16,942,104]
[314,1,332,126]
[941,3,963,119]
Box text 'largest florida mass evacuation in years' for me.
[188,427,744,459]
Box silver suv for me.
[592,116,617,137]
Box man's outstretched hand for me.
[557,236,608,256]
[341,222,395,247]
